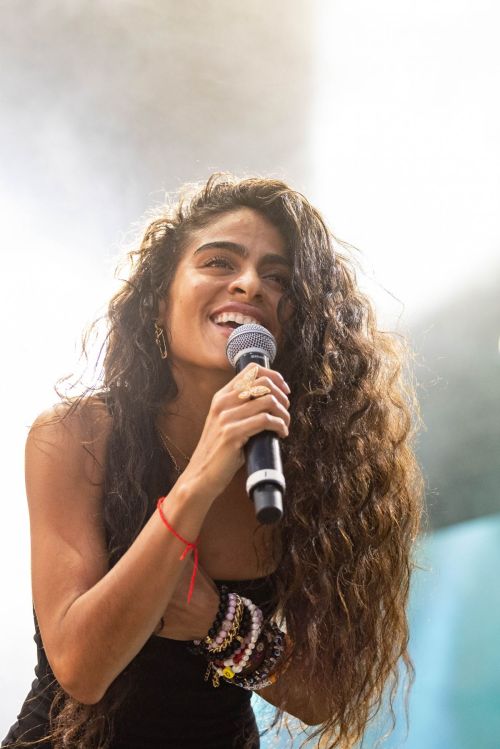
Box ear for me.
[157,297,167,322]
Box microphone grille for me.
[226,323,277,367]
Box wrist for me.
[170,470,217,513]
[175,464,219,508]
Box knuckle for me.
[222,419,235,434]
[211,393,223,412]
[243,363,259,377]
[220,423,233,441]
[259,376,273,389]
[218,411,230,426]
[214,391,232,414]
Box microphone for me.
[226,323,285,525]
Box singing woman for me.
[2,173,423,749]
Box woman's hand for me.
[180,363,291,500]
[155,364,290,640]
[155,559,220,640]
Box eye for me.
[264,272,290,290]
[202,255,234,269]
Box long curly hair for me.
[9,173,423,749]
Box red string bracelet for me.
[157,496,199,604]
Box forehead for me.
[185,208,287,256]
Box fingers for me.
[184,364,291,499]
[228,363,291,409]
[222,406,289,441]
[236,392,290,428]
[245,407,289,439]
[216,390,290,441]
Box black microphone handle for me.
[235,351,284,525]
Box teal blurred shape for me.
[253,513,500,748]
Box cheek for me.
[190,278,209,294]
[281,299,294,323]
[276,295,294,324]
[166,278,211,327]
[175,281,208,321]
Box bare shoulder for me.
[26,398,113,671]
[28,397,112,481]
[30,396,112,442]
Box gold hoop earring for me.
[154,321,168,359]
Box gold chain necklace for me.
[157,427,191,473]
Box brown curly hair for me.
[7,173,423,749]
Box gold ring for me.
[234,364,271,400]
[237,385,272,401]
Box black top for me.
[2,576,277,749]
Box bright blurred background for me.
[1,1,499,747]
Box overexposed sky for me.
[1,0,499,735]
[312,0,500,327]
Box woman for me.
[2,174,423,749]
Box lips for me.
[209,318,242,339]
[209,303,266,327]
[208,304,270,341]
[211,312,261,326]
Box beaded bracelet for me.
[227,623,287,691]
[193,601,254,670]
[199,593,245,659]
[189,588,287,691]
[211,619,287,691]
[196,594,265,688]
[204,606,252,662]
[205,593,246,654]
[207,585,230,639]
[205,605,261,685]
[187,585,231,657]
[242,632,268,672]
[213,596,264,677]
[192,591,244,657]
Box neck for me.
[158,362,233,454]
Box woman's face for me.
[159,208,292,374]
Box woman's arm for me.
[27,403,219,705]
[256,652,330,726]
[29,365,290,705]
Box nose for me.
[227,266,263,300]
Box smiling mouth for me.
[209,312,267,344]
[210,319,243,334]
[208,321,238,342]
[211,312,262,327]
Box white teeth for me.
[212,312,260,326]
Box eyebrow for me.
[193,241,291,268]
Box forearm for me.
[53,475,213,703]
[256,652,329,727]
